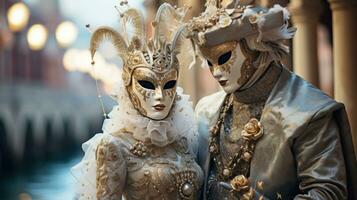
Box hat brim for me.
[202,10,285,47]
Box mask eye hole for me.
[218,51,232,65]
[138,80,155,90]
[207,60,213,67]
[163,80,177,89]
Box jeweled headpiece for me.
[186,0,295,47]
[90,3,189,86]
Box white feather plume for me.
[120,8,146,50]
[154,3,188,48]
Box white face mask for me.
[199,41,248,94]
[127,67,178,120]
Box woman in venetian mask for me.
[71,3,203,200]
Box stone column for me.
[289,0,321,87]
[329,0,357,153]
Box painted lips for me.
[153,104,166,111]
[219,80,228,86]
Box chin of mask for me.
[199,41,246,94]
[127,67,178,120]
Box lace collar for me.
[102,81,196,147]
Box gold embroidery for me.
[119,134,203,200]
[96,141,107,199]
[96,139,122,199]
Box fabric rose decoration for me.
[230,175,250,192]
[242,118,263,140]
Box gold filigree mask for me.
[124,43,180,120]
[199,41,247,93]
[128,66,178,120]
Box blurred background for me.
[0,0,356,199]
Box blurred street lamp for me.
[27,24,48,51]
[55,21,78,48]
[7,2,30,32]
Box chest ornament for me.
[208,94,264,180]
[242,118,263,141]
[130,141,148,157]
[175,170,198,200]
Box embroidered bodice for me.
[96,131,204,200]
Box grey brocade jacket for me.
[195,67,357,200]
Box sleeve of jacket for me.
[292,108,348,200]
[96,136,127,200]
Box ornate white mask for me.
[199,41,256,93]
[128,66,178,120]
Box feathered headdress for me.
[90,3,191,86]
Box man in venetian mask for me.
[186,0,357,199]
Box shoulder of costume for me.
[195,90,226,124]
[266,66,342,122]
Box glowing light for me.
[56,21,78,48]
[7,2,30,32]
[63,48,122,87]
[63,48,77,71]
[27,24,48,50]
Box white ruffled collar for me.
[102,82,196,147]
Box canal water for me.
[0,153,82,200]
